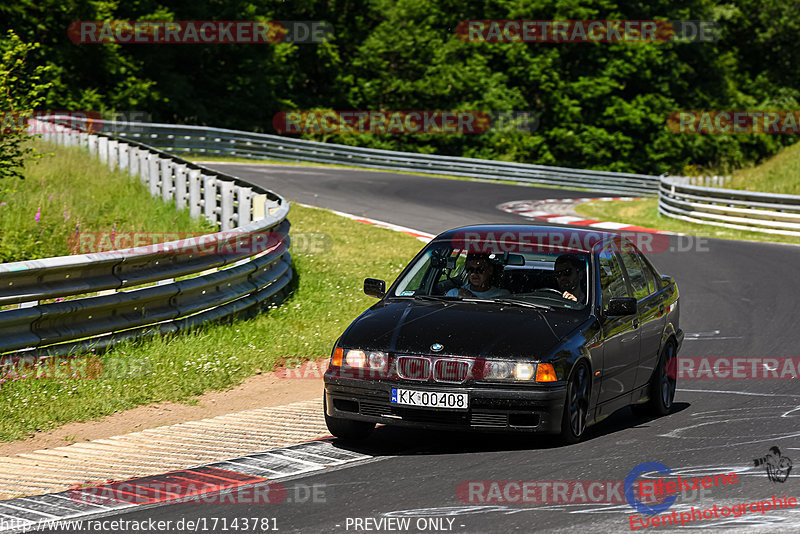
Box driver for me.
[554,254,586,303]
[446,253,510,298]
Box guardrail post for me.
[149,155,160,197]
[266,199,281,216]
[188,169,202,219]
[128,147,138,178]
[98,137,108,164]
[118,143,129,171]
[108,140,118,171]
[86,134,100,156]
[220,181,235,230]
[174,164,188,210]
[203,175,218,226]
[79,132,89,149]
[160,159,174,203]
[139,151,150,185]
[252,194,267,221]
[237,186,253,226]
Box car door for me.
[596,241,641,405]
[618,240,669,389]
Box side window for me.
[642,259,656,294]
[394,252,433,295]
[639,255,661,293]
[598,245,629,306]
[618,243,650,300]
[437,250,467,282]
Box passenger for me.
[554,254,587,303]
[446,253,510,298]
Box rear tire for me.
[559,362,591,444]
[633,341,677,417]
[323,393,375,442]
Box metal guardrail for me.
[71,118,661,195]
[0,118,293,358]
[658,176,800,237]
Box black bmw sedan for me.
[323,224,683,444]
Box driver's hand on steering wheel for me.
[562,291,578,302]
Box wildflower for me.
[48,194,53,202]
[35,206,41,223]
[0,202,6,206]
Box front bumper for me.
[324,376,567,434]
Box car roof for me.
[432,224,618,253]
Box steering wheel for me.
[535,288,565,297]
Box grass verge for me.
[0,140,215,263]
[726,141,800,196]
[575,198,800,245]
[0,202,425,442]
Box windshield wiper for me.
[493,298,553,310]
[413,295,458,301]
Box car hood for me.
[340,299,589,360]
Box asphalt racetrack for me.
[79,164,800,533]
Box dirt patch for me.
[0,369,323,457]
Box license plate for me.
[390,388,468,410]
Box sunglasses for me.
[465,265,488,274]
[555,268,574,277]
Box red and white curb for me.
[321,199,669,243]
[0,440,372,532]
[313,205,434,243]
[499,198,668,234]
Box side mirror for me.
[606,297,637,316]
[364,278,386,298]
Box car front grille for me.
[395,355,473,383]
[396,356,431,381]
[433,359,471,383]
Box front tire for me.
[323,393,375,442]
[559,362,591,444]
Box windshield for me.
[392,240,591,310]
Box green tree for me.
[0,30,52,180]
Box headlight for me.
[482,359,538,382]
[513,362,535,381]
[485,360,514,379]
[345,349,366,368]
[333,349,389,372]
[368,351,388,370]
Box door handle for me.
[633,318,640,328]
